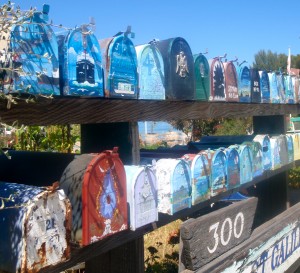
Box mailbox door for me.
[259,70,271,103]
[226,148,240,189]
[276,73,286,103]
[194,54,210,100]
[251,141,264,178]
[284,75,295,103]
[270,138,281,169]
[238,65,251,102]
[224,62,239,102]
[268,72,280,103]
[250,68,261,103]
[211,150,227,196]
[239,145,253,184]
[209,59,225,101]
[254,135,272,171]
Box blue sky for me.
[18,0,300,65]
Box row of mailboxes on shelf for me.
[2,5,300,103]
[0,134,298,272]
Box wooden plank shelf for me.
[0,97,300,125]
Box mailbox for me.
[250,68,261,103]
[0,182,71,273]
[155,158,191,215]
[248,141,264,178]
[286,134,294,163]
[292,76,300,103]
[234,144,253,184]
[125,165,158,230]
[259,70,270,103]
[135,41,165,100]
[210,149,227,196]
[276,73,286,103]
[194,53,210,100]
[223,61,239,102]
[275,135,289,166]
[60,148,128,245]
[209,58,226,101]
[292,133,300,161]
[269,137,281,170]
[224,147,240,189]
[268,72,280,103]
[100,31,138,99]
[253,134,272,171]
[57,26,104,96]
[284,75,295,103]
[237,64,251,102]
[155,37,195,100]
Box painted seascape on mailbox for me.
[237,64,251,102]
[268,72,280,103]
[276,73,286,103]
[225,147,240,189]
[253,135,272,171]
[236,144,253,184]
[59,26,104,96]
[259,71,270,103]
[210,149,227,196]
[194,53,210,100]
[284,75,295,103]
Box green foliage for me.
[252,50,287,72]
[214,117,253,136]
[288,167,300,189]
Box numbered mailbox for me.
[237,64,251,102]
[292,76,300,103]
[100,33,138,99]
[209,58,226,101]
[269,137,281,170]
[276,73,286,103]
[292,133,300,161]
[135,42,165,100]
[224,147,240,189]
[223,61,239,102]
[57,26,104,96]
[0,182,71,273]
[253,134,272,171]
[194,53,210,100]
[234,144,253,184]
[259,70,270,103]
[124,165,158,231]
[284,75,295,103]
[268,72,280,103]
[155,37,195,100]
[250,68,261,103]
[8,4,60,95]
[182,152,211,205]
[60,148,128,245]
[286,134,294,163]
[155,158,192,215]
[210,149,227,196]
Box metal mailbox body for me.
[250,68,261,103]
[194,54,210,100]
[276,73,286,103]
[223,62,239,102]
[60,149,128,246]
[224,147,240,189]
[0,182,71,273]
[259,70,270,103]
[253,134,272,171]
[155,37,195,100]
[100,35,138,98]
[236,144,253,184]
[182,152,211,205]
[58,27,104,96]
[8,5,60,95]
[286,134,294,163]
[292,76,300,103]
[155,158,192,215]
[125,165,158,230]
[269,137,281,170]
[135,43,165,100]
[276,135,289,166]
[284,75,295,103]
[237,64,251,102]
[210,149,227,196]
[209,58,225,101]
[292,133,300,161]
[268,72,280,103]
[248,141,264,178]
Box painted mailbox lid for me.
[58,27,104,96]
[276,135,289,166]
[182,153,211,205]
[235,144,253,184]
[9,5,60,95]
[0,182,71,273]
[286,134,294,163]
[268,72,280,103]
[155,37,195,100]
[210,149,227,196]
[224,147,240,189]
[223,62,239,102]
[269,137,281,169]
[194,54,210,100]
[209,58,225,101]
[135,42,165,100]
[100,35,138,98]
[60,148,128,245]
[250,68,261,103]
[155,158,191,215]
[284,75,295,103]
[125,165,158,230]
[253,134,272,171]
[292,133,300,161]
[247,141,264,178]
[276,73,286,103]
[237,64,251,102]
[259,70,270,103]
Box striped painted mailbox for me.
[234,144,253,184]
[224,147,240,189]
[270,137,281,170]
[57,26,104,96]
[182,152,211,205]
[268,72,280,103]
[250,68,261,103]
[223,61,239,102]
[100,30,138,99]
[210,149,227,196]
[259,70,270,103]
[237,64,251,102]
[8,4,60,95]
[155,37,195,100]
[276,73,286,103]
[253,134,272,171]
[135,41,165,100]
[60,148,128,245]
[209,58,225,101]
[284,75,295,103]
[125,165,158,230]
[194,54,210,100]
[0,182,71,273]
[155,158,192,215]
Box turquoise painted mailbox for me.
[284,75,295,103]
[224,147,240,189]
[237,64,251,102]
[235,144,253,184]
[268,72,280,103]
[259,71,270,103]
[253,134,272,171]
[210,149,227,196]
[276,73,286,103]
[270,137,281,170]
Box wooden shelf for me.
[1,97,300,125]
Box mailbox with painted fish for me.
[259,70,270,103]
[237,64,251,102]
[57,26,104,96]
[182,152,211,205]
[125,165,158,230]
[194,53,210,100]
[268,72,280,103]
[0,182,71,273]
[100,29,138,99]
[210,149,227,196]
[209,58,226,101]
[223,61,239,102]
[224,147,240,189]
[155,158,191,215]
[284,75,295,103]
[276,73,286,103]
[234,144,253,184]
[269,137,281,170]
[8,4,60,95]
[250,68,261,103]
[253,134,272,171]
[155,37,195,100]
[135,41,165,100]
[60,148,128,245]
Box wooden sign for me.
[179,197,258,271]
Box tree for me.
[252,50,288,72]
